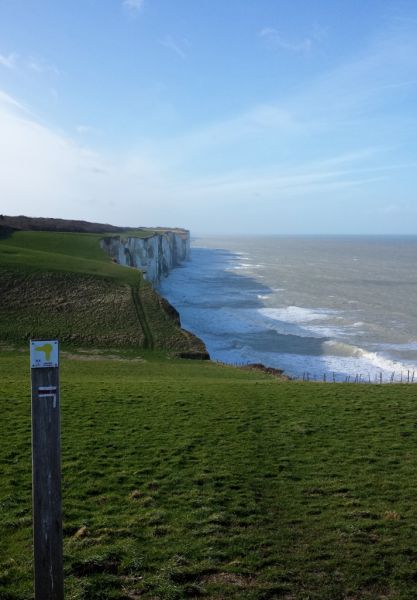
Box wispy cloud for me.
[171,153,404,202]
[122,0,144,13]
[0,90,169,224]
[0,52,60,77]
[0,52,18,69]
[259,28,313,54]
[76,124,97,135]
[27,57,60,76]
[0,90,25,111]
[1,25,417,233]
[0,90,35,119]
[160,104,303,160]
[259,22,326,55]
[159,35,187,59]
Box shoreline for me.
[159,240,417,384]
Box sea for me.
[159,236,417,383]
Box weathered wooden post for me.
[30,339,64,600]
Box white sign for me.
[30,340,59,369]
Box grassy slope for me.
[2,229,417,599]
[0,231,145,284]
[1,349,417,599]
[0,231,203,352]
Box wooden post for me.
[30,340,64,600]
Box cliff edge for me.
[0,216,208,358]
[100,230,190,285]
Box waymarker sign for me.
[30,339,59,368]
[30,339,64,600]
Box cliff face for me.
[100,230,190,285]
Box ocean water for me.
[159,236,417,382]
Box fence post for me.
[30,340,64,600]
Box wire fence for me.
[298,370,416,384]
[224,361,417,384]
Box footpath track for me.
[131,283,154,349]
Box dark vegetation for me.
[0,215,189,238]
[0,214,163,235]
[0,214,136,234]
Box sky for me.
[0,0,417,234]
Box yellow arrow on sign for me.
[35,343,53,361]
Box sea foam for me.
[160,240,417,381]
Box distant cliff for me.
[0,215,191,286]
[0,221,209,357]
[100,229,190,285]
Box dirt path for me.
[131,284,154,349]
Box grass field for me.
[2,348,417,599]
[0,231,204,353]
[2,228,417,599]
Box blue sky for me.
[0,0,417,233]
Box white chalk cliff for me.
[100,229,190,285]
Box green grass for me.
[2,228,417,598]
[2,348,417,599]
[0,231,140,284]
[0,231,203,353]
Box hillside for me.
[0,228,205,354]
[1,220,417,599]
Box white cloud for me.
[1,28,417,232]
[27,57,60,77]
[0,90,27,112]
[0,52,60,77]
[76,124,96,135]
[123,0,144,12]
[159,35,187,59]
[259,28,313,54]
[0,53,18,69]
[0,87,413,233]
[0,90,172,225]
